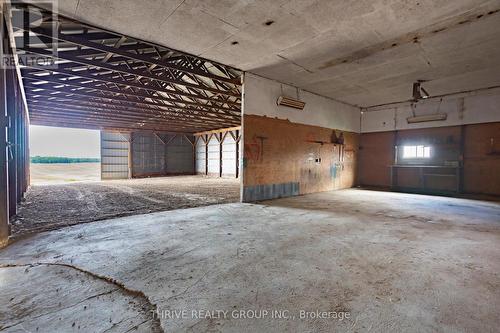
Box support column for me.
[7,67,17,217]
[235,130,240,179]
[219,133,223,178]
[0,23,10,247]
[204,135,209,176]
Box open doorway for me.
[7,3,242,238]
[29,125,100,185]
[14,126,241,236]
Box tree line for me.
[30,156,100,164]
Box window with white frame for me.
[402,145,431,159]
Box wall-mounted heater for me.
[277,96,306,110]
[407,113,447,124]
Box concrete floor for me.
[1,189,499,332]
[11,175,240,235]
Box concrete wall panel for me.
[362,89,500,133]
[244,73,361,133]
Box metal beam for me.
[23,83,240,117]
[28,104,233,128]
[30,113,210,132]
[20,47,240,98]
[22,68,241,107]
[25,98,240,125]
[22,74,241,112]
[19,25,241,85]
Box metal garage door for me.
[132,132,165,177]
[222,134,237,176]
[101,131,130,180]
[166,135,194,174]
[207,135,220,176]
[195,137,206,175]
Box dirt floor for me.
[1,189,499,332]
[12,176,240,235]
[30,162,101,184]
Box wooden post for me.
[219,132,224,178]
[128,132,134,179]
[205,134,209,176]
[235,130,240,179]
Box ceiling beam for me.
[19,25,241,85]
[30,112,211,132]
[24,84,240,119]
[25,95,240,125]
[22,67,241,107]
[27,101,239,126]
[22,74,241,112]
[20,47,240,98]
[29,108,218,130]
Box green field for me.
[31,156,100,164]
[30,163,101,185]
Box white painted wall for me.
[361,88,500,133]
[243,73,361,133]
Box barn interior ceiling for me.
[9,2,242,132]
[41,0,500,108]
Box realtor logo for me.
[1,0,59,69]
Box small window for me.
[402,145,431,159]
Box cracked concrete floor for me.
[0,264,162,333]
[1,189,499,332]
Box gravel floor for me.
[12,176,240,235]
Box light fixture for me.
[277,96,306,110]
[412,81,430,100]
[407,113,447,123]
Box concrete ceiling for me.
[42,0,500,107]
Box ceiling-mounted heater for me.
[277,96,306,110]
[407,113,447,124]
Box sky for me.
[29,125,100,158]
